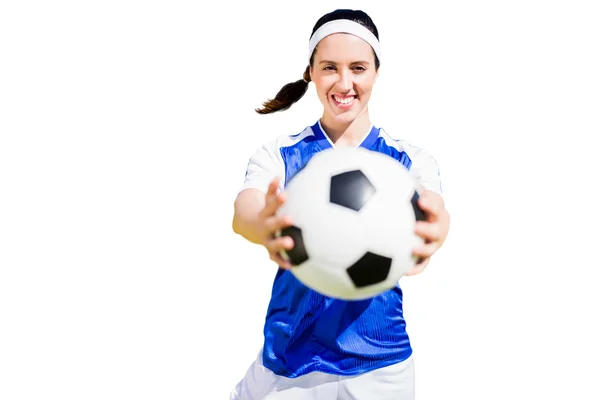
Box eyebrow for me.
[319,60,371,65]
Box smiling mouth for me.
[332,95,356,106]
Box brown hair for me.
[255,66,312,114]
[255,9,380,115]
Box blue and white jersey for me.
[240,120,442,379]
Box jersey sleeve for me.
[239,139,285,194]
[410,147,443,195]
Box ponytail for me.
[255,66,312,114]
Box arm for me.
[231,142,293,268]
[232,188,268,245]
[410,147,443,196]
[406,147,450,275]
[232,141,283,242]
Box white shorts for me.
[229,349,415,400]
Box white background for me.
[1,1,599,399]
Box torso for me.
[240,120,442,378]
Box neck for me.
[320,108,372,146]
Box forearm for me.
[232,189,265,245]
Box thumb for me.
[260,176,285,217]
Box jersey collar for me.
[311,120,379,151]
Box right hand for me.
[257,177,295,269]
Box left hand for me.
[406,190,450,276]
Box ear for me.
[374,69,379,84]
[309,66,314,82]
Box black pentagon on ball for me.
[279,225,309,265]
[346,252,392,288]
[411,191,427,222]
[329,170,376,212]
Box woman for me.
[230,9,450,400]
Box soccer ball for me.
[275,146,426,301]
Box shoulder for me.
[248,124,318,164]
[242,124,318,193]
[378,128,439,168]
[378,128,442,194]
[262,124,317,153]
[245,123,317,168]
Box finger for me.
[265,214,294,235]
[270,252,293,270]
[267,236,295,270]
[260,190,287,219]
[264,176,281,206]
[265,235,295,255]
[412,241,440,260]
[267,176,280,196]
[405,258,429,276]
[418,192,445,220]
[414,221,442,243]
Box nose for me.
[337,69,353,92]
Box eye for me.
[323,65,336,71]
[353,65,366,72]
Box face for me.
[309,33,379,126]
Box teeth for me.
[334,96,354,104]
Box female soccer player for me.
[230,9,450,400]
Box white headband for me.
[308,19,382,64]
